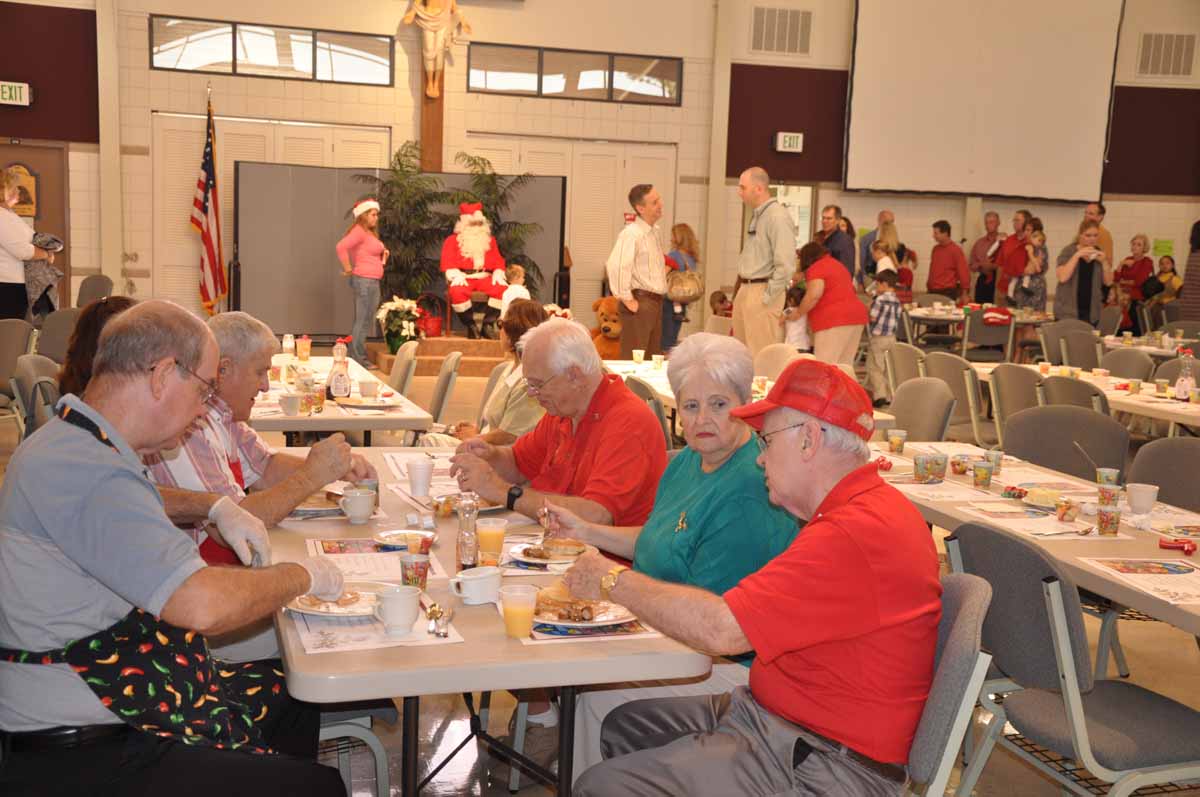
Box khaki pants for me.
[867,334,894,400]
[619,290,664,358]
[813,324,864,365]
[575,686,906,797]
[733,281,784,357]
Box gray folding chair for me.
[1038,320,1093,366]
[426,351,461,425]
[988,363,1041,450]
[1059,330,1102,371]
[625,375,673,451]
[906,573,993,797]
[1127,438,1200,512]
[1039,375,1111,415]
[1098,305,1122,336]
[1164,320,1200,339]
[319,701,398,796]
[1003,405,1128,482]
[34,307,81,364]
[385,340,419,396]
[888,377,955,442]
[75,274,114,307]
[1098,348,1155,381]
[949,524,1200,797]
[1138,303,1162,335]
[1163,303,1182,324]
[0,318,35,429]
[476,360,511,428]
[753,342,802,380]
[10,353,60,439]
[884,341,925,398]
[1153,357,1183,386]
[960,308,1012,362]
[924,351,997,448]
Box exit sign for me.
[0,82,31,107]
[774,132,804,153]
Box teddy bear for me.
[590,296,623,360]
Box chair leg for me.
[319,719,391,797]
[508,700,529,793]
[955,708,1004,797]
[1110,628,1131,678]
[478,690,492,731]
[1093,608,1123,680]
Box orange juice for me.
[477,526,505,556]
[503,604,535,638]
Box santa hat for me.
[459,202,485,219]
[352,199,380,218]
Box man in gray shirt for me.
[733,167,797,357]
[0,300,345,795]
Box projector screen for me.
[845,0,1124,202]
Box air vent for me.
[750,7,812,56]
[1137,33,1195,77]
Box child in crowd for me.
[896,250,916,305]
[871,239,898,277]
[867,269,902,407]
[780,285,811,352]
[499,263,531,318]
[1148,255,1183,306]
[709,290,732,317]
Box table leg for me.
[364,430,372,447]
[557,685,577,795]
[284,431,295,447]
[402,695,420,796]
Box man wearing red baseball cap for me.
[568,359,941,796]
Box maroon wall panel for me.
[0,3,99,143]
[1102,86,1200,197]
[726,63,847,182]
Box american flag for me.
[191,100,225,314]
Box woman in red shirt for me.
[787,242,869,364]
[1114,233,1154,335]
[336,199,389,366]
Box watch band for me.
[601,565,630,601]
[506,484,523,511]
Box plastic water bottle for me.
[456,492,479,572]
[1175,349,1196,401]
[329,337,352,398]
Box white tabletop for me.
[1102,335,1196,358]
[272,448,712,704]
[249,356,433,434]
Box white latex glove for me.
[208,496,271,567]
[492,268,508,287]
[297,557,344,600]
[445,268,469,287]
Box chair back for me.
[961,308,1012,359]
[948,524,1093,694]
[1153,357,1183,386]
[753,343,802,381]
[1140,303,1164,334]
[476,360,511,428]
[907,573,993,794]
[923,351,977,427]
[884,341,925,397]
[0,318,35,399]
[35,308,81,364]
[1039,375,1110,415]
[1164,320,1200,339]
[1004,405,1128,481]
[1098,305,1122,336]
[1163,303,1182,324]
[1058,330,1101,370]
[704,315,732,336]
[1128,438,1200,512]
[1099,348,1155,380]
[1039,320,1093,366]
[386,341,419,396]
[624,375,673,450]
[32,384,59,432]
[988,364,1041,449]
[75,275,114,308]
[427,351,461,424]
[10,354,60,437]
[889,377,955,441]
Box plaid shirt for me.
[869,291,902,337]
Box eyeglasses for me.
[168,359,219,404]
[755,421,826,450]
[524,371,562,395]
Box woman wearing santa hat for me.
[336,198,389,366]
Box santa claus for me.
[441,202,507,339]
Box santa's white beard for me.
[455,219,492,268]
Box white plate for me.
[335,396,401,409]
[534,600,636,629]
[373,529,437,549]
[509,542,591,565]
[1022,495,1057,511]
[284,581,390,617]
[430,492,506,514]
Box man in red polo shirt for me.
[927,220,970,302]
[567,359,941,796]
[450,318,666,526]
[996,209,1031,303]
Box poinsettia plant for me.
[376,296,424,353]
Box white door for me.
[623,144,676,237]
[276,125,334,166]
[518,139,572,239]
[217,120,274,268]
[461,135,519,174]
[332,127,391,168]
[568,142,626,328]
[152,114,207,312]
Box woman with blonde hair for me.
[662,222,701,351]
[335,198,389,366]
[1054,219,1113,325]
[0,167,56,320]
[1115,232,1154,334]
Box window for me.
[150,16,394,86]
[468,43,682,106]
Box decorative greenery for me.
[375,295,424,353]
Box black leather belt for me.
[1,723,131,753]
[740,277,770,284]
[793,734,907,784]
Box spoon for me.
[1073,442,1100,475]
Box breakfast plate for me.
[284,581,390,617]
[335,396,402,409]
[290,492,344,518]
[534,601,636,629]
[509,542,594,565]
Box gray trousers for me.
[349,275,381,366]
[574,686,906,797]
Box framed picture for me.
[4,163,38,220]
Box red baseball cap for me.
[731,359,875,440]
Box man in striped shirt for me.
[606,184,668,358]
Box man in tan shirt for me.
[1085,201,1114,266]
[606,184,668,357]
[732,167,797,356]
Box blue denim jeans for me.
[349,275,381,366]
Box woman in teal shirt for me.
[541,332,798,779]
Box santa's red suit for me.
[441,202,507,314]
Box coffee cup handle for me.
[339,497,350,514]
[449,578,463,596]
[373,606,385,624]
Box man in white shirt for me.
[733,167,797,357]
[606,184,668,358]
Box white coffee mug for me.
[449,566,502,605]
[279,393,301,416]
[359,379,379,398]
[373,584,420,636]
[339,488,375,525]
[1125,483,1159,515]
[407,458,434,498]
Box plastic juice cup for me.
[887,430,907,454]
[985,450,1003,475]
[499,585,538,639]
[400,553,430,591]
[912,454,935,483]
[928,453,949,480]
[1096,468,1120,486]
[1097,506,1121,536]
[972,462,994,489]
[476,518,507,567]
[296,337,312,361]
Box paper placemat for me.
[304,538,450,581]
[492,603,661,644]
[292,611,463,654]
[959,507,1132,540]
[1080,558,1200,604]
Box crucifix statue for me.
[403,0,472,99]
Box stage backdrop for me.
[233,161,565,338]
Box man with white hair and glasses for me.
[449,317,666,526]
[567,359,941,796]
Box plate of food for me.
[430,493,504,517]
[534,583,635,628]
[290,491,343,518]
[1022,487,1061,511]
[335,396,402,409]
[510,538,590,565]
[284,581,389,617]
